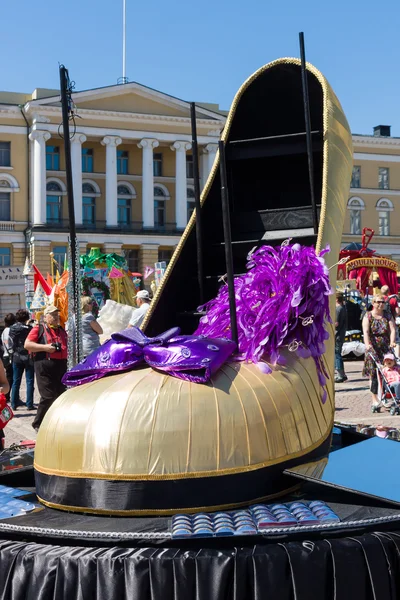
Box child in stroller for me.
[378,352,400,415]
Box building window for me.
[117,150,128,175]
[0,248,11,267]
[0,192,10,221]
[186,155,194,179]
[351,166,361,188]
[46,146,60,171]
[118,185,131,226]
[0,182,11,221]
[153,153,163,177]
[124,249,139,273]
[82,183,97,227]
[82,148,94,173]
[0,142,11,167]
[378,167,389,190]
[46,181,62,223]
[347,197,364,235]
[376,198,393,236]
[154,186,166,227]
[379,211,390,236]
[158,249,172,265]
[53,246,67,273]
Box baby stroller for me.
[368,352,400,415]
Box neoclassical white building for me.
[0,81,226,276]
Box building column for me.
[71,134,87,225]
[171,141,192,229]
[202,143,218,188]
[29,130,51,225]
[137,138,159,228]
[101,135,122,227]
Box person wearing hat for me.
[128,290,151,329]
[25,305,68,431]
[382,353,400,403]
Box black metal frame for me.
[59,65,83,364]
[190,103,205,305]
[218,141,239,346]
[299,32,318,234]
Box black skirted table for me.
[1,439,400,599]
[1,479,400,600]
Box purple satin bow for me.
[62,328,236,387]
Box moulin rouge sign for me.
[346,257,398,273]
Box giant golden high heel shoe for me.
[34,58,353,515]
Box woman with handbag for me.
[362,294,397,411]
[8,309,35,411]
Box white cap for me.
[135,290,150,300]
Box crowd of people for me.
[0,296,103,433]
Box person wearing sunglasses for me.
[363,294,397,411]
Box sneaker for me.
[335,377,345,383]
[26,406,35,411]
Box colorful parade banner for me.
[109,266,124,279]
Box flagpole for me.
[122,0,127,82]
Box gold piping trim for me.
[34,421,332,480]
[36,484,301,516]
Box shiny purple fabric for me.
[144,335,236,383]
[62,328,236,387]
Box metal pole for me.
[190,102,204,304]
[59,65,82,363]
[299,32,318,234]
[122,0,127,82]
[218,140,238,346]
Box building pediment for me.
[26,81,225,124]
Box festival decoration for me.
[80,248,137,307]
[81,277,111,317]
[154,261,167,288]
[33,265,52,296]
[338,228,399,293]
[195,242,332,403]
[97,299,135,338]
[23,258,35,311]
[31,282,48,311]
[144,266,155,280]
[62,327,236,387]
[34,56,354,523]
[109,266,124,279]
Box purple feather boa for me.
[194,243,333,403]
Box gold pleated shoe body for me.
[35,58,353,515]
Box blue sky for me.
[2,0,400,135]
